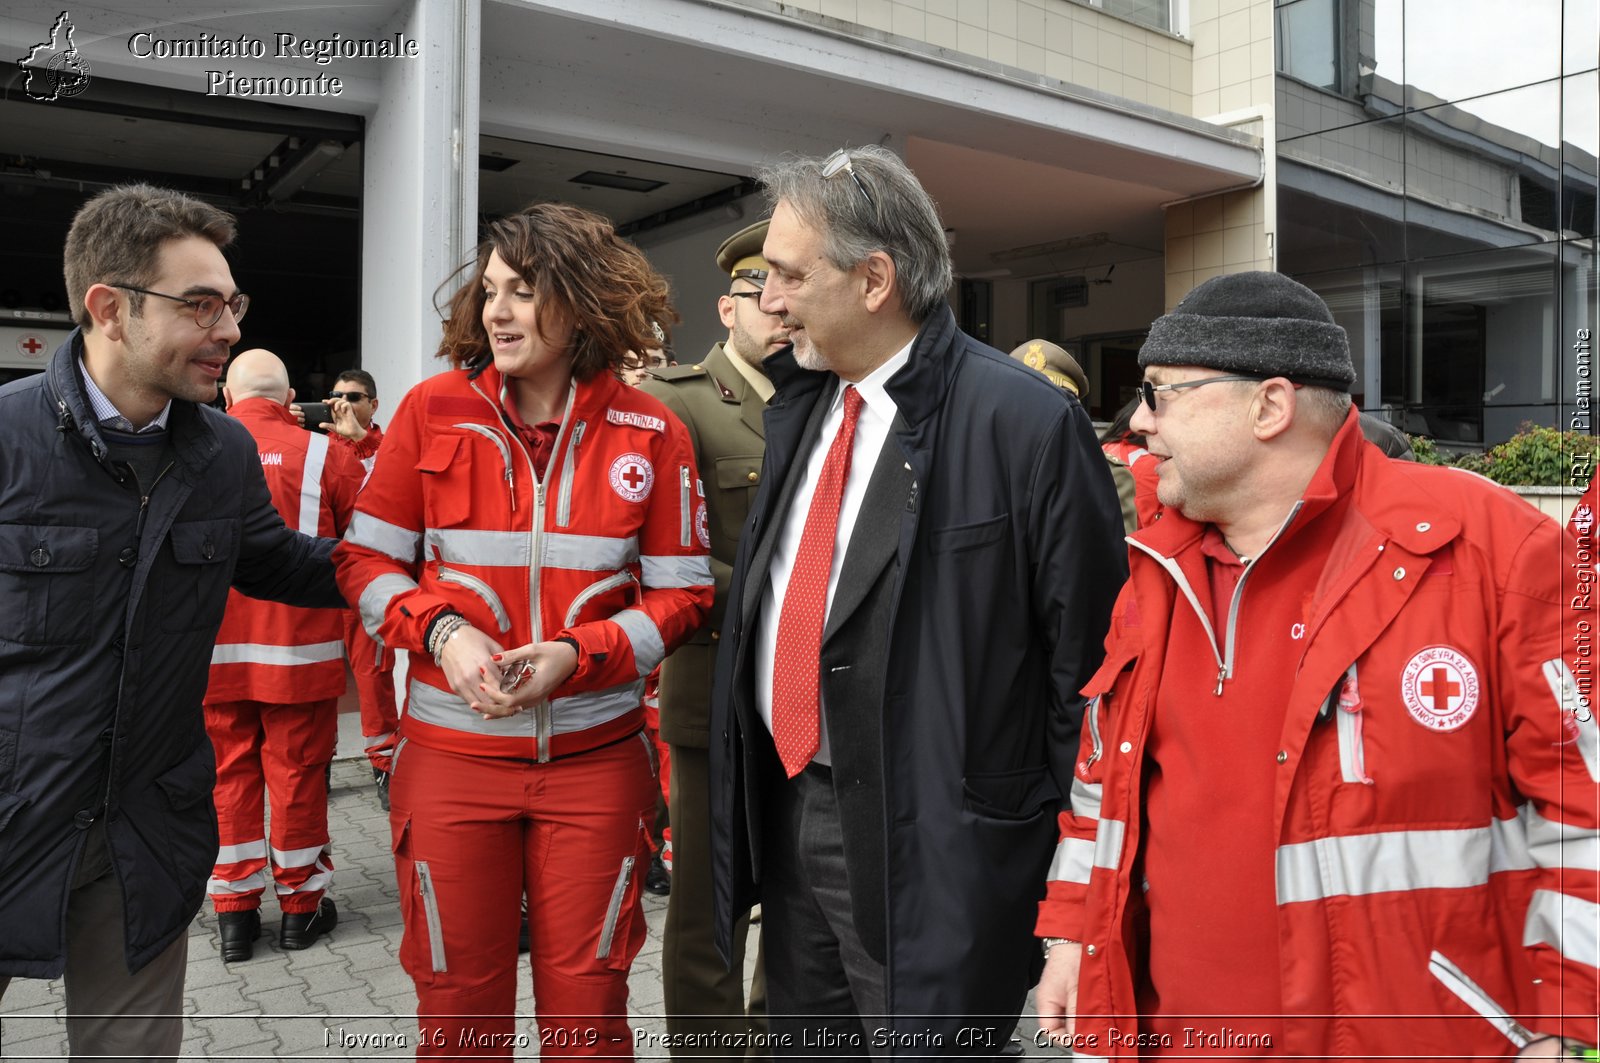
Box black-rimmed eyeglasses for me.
[822,149,875,209]
[728,291,764,301]
[1139,374,1265,413]
[112,284,249,328]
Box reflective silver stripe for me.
[1429,951,1537,1048]
[348,511,422,563]
[565,572,637,627]
[452,422,511,478]
[544,532,637,572]
[271,843,327,869]
[549,679,647,735]
[1523,889,1600,969]
[359,572,416,638]
[437,566,512,632]
[1524,804,1600,872]
[210,640,345,666]
[1275,819,1534,905]
[1046,837,1095,885]
[1069,776,1102,821]
[298,432,329,535]
[596,851,636,958]
[409,678,536,737]
[556,420,585,527]
[363,731,396,752]
[640,553,712,589]
[1084,695,1104,770]
[612,608,666,677]
[425,527,530,568]
[1046,817,1125,885]
[277,853,333,896]
[207,869,268,894]
[1544,658,1600,782]
[416,861,447,972]
[680,465,692,547]
[216,839,268,864]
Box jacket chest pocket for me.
[416,435,470,529]
[713,454,763,550]
[158,519,238,632]
[0,524,99,646]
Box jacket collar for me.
[227,396,299,425]
[45,329,220,475]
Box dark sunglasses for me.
[328,390,370,402]
[1139,374,1266,413]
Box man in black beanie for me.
[1033,272,1597,1061]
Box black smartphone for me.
[300,401,332,434]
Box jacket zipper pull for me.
[1214,665,1227,696]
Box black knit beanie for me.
[1139,271,1355,391]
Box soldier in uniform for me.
[641,220,785,1057]
[1008,337,1088,400]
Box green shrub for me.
[1404,423,1598,485]
[1407,434,1452,466]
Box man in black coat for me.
[0,184,343,1059]
[709,146,1125,1057]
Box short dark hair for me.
[335,368,377,400]
[63,184,237,331]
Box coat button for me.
[1415,522,1431,532]
[1085,943,1097,956]
[747,471,758,482]
[710,630,720,641]
[29,546,49,567]
[118,547,137,568]
[99,729,114,745]
[1276,750,1288,764]
[1392,567,1406,580]
[112,637,125,654]
[1118,741,1132,754]
[202,539,216,560]
[73,809,97,829]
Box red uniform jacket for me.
[1040,411,1600,1059]
[334,363,712,762]
[206,398,364,704]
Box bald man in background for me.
[203,349,364,962]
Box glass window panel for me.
[1566,0,1599,75]
[1404,0,1560,110]
[1279,113,1410,273]
[1406,81,1563,260]
[1564,72,1599,238]
[1276,0,1339,89]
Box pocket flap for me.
[416,436,461,474]
[930,513,1010,553]
[155,745,218,809]
[963,765,1057,820]
[0,524,98,574]
[0,790,30,835]
[714,454,763,489]
[168,519,233,565]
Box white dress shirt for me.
[756,341,913,766]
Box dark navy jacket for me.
[0,333,342,978]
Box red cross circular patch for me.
[1401,645,1480,732]
[17,334,48,360]
[695,502,710,548]
[608,453,654,503]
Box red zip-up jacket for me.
[206,398,364,704]
[1039,411,1599,1059]
[334,362,712,762]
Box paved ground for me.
[0,710,1051,1059]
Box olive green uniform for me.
[641,343,768,1056]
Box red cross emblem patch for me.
[17,334,47,360]
[609,452,654,503]
[1401,645,1480,732]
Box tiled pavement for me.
[0,711,1050,1059]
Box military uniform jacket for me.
[640,343,765,749]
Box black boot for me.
[644,852,671,896]
[218,909,261,963]
[280,897,338,950]
[373,767,391,812]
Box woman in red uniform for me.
[336,204,712,1057]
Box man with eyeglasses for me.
[0,184,344,1059]
[709,148,1124,1055]
[640,220,781,1057]
[1035,272,1598,1061]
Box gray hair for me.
[1298,386,1352,434]
[757,145,953,323]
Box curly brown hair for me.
[437,203,677,380]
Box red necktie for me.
[772,385,865,778]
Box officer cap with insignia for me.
[715,220,770,289]
[1009,338,1089,398]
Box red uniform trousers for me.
[205,697,338,915]
[391,736,656,1058]
[643,671,671,865]
[344,609,399,772]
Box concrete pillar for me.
[361,0,480,398]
